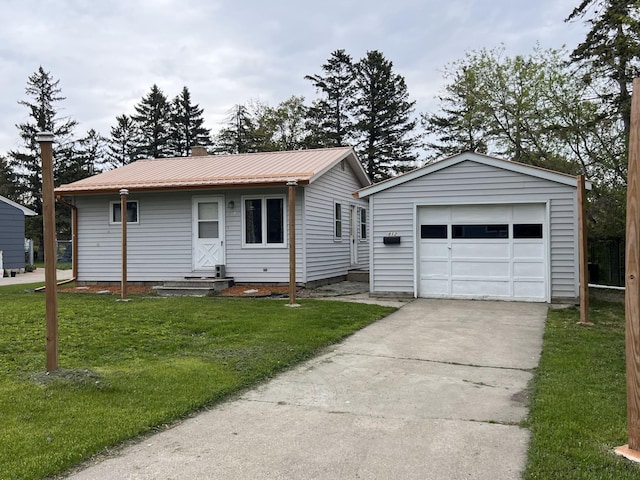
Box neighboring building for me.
[55,147,371,285]
[357,152,590,303]
[0,195,36,271]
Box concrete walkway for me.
[65,299,547,480]
[0,268,73,286]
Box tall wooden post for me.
[286,180,299,307]
[577,174,590,324]
[37,132,58,372]
[616,77,640,462]
[119,189,129,301]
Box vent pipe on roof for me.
[191,146,208,156]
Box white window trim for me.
[241,194,287,248]
[334,201,343,241]
[109,200,139,225]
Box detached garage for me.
[357,152,590,303]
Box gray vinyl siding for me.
[304,161,369,282]
[0,202,25,269]
[368,160,579,301]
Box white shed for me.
[357,152,590,303]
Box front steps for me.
[153,278,233,297]
[347,269,369,282]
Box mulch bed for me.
[56,284,298,298]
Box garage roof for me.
[357,151,592,198]
[55,147,370,195]
[0,195,37,216]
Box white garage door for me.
[418,204,547,302]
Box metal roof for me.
[55,147,370,195]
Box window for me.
[452,224,508,239]
[110,200,138,224]
[421,225,447,239]
[334,202,342,239]
[359,207,367,240]
[243,196,285,246]
[513,224,543,239]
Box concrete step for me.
[153,278,233,297]
[347,269,369,282]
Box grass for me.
[524,298,640,479]
[0,284,395,480]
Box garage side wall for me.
[0,202,25,269]
[369,160,579,301]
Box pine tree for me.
[169,86,211,156]
[351,50,420,181]
[8,66,77,214]
[215,103,265,154]
[107,114,138,168]
[74,129,107,176]
[305,49,355,147]
[131,84,171,158]
[0,155,17,200]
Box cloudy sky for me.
[0,0,589,156]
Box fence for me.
[588,238,625,287]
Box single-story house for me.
[55,146,371,285]
[0,195,37,271]
[357,152,591,303]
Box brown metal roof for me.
[56,147,369,195]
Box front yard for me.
[525,296,640,479]
[0,284,395,479]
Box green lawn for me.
[524,298,640,479]
[0,284,395,480]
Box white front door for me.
[350,205,358,265]
[192,196,224,271]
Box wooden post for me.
[577,174,590,324]
[37,132,58,372]
[616,77,640,462]
[286,180,299,307]
[120,189,129,301]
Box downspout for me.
[36,195,78,290]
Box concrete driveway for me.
[65,298,547,480]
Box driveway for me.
[66,299,547,480]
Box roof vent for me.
[191,146,208,157]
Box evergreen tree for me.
[107,114,138,168]
[131,84,171,158]
[8,66,77,214]
[351,50,420,181]
[566,0,640,142]
[75,129,107,176]
[169,86,211,156]
[0,155,17,200]
[215,102,271,154]
[422,65,488,159]
[305,49,355,147]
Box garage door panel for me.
[418,204,547,302]
[452,243,509,258]
[451,280,510,297]
[513,242,543,258]
[451,260,509,277]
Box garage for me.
[418,204,547,301]
[357,152,589,303]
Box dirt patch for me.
[58,284,153,295]
[220,285,296,297]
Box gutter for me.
[35,195,78,290]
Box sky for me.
[0,0,590,156]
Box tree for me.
[263,96,310,151]
[305,49,355,147]
[422,65,488,158]
[74,129,107,176]
[351,50,420,181]
[566,0,640,143]
[131,84,171,158]
[214,100,276,153]
[8,66,77,214]
[169,86,211,156]
[0,155,17,200]
[107,114,138,168]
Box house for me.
[54,147,371,286]
[0,195,37,271]
[357,152,591,303]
